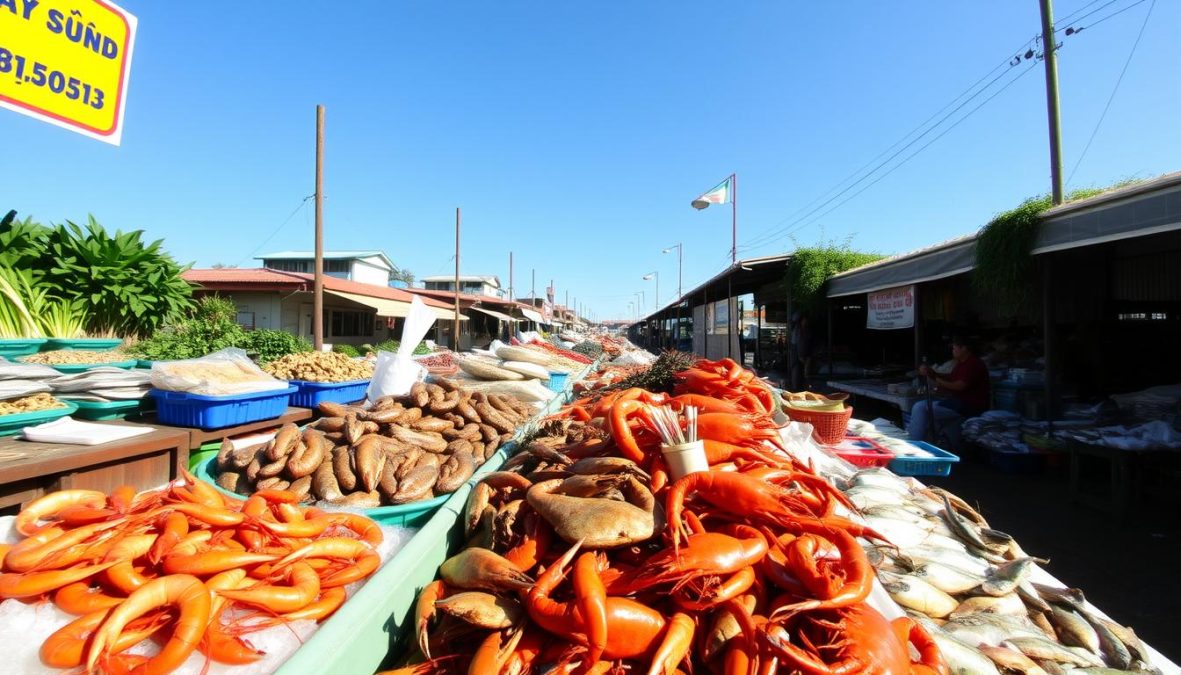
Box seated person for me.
[908,335,991,444]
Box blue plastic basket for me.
[288,379,370,408]
[888,440,961,477]
[546,371,569,393]
[149,386,297,430]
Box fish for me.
[864,515,936,549]
[943,613,1046,647]
[1047,604,1101,655]
[1083,613,1132,669]
[1005,637,1105,668]
[928,631,1002,674]
[851,467,913,493]
[981,557,1037,596]
[941,493,1005,553]
[911,559,989,595]
[979,645,1048,674]
[908,543,991,576]
[878,570,959,618]
[950,594,1027,617]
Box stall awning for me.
[826,235,977,298]
[327,290,467,320]
[469,306,518,323]
[519,308,545,323]
[1034,173,1181,254]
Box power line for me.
[753,40,1036,245]
[1056,0,1119,27]
[765,62,1042,245]
[741,58,1034,252]
[1056,0,1108,24]
[1067,0,1156,186]
[1073,0,1150,31]
[235,195,314,266]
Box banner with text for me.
[0,0,137,145]
[867,285,914,330]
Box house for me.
[182,268,465,347]
[405,288,537,349]
[256,251,398,287]
[421,275,505,299]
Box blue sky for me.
[4,1,1178,321]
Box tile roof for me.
[183,268,453,309]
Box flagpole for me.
[731,172,737,264]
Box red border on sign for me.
[0,0,130,136]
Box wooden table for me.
[827,378,919,411]
[0,423,190,511]
[138,406,313,450]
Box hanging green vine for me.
[786,239,884,316]
[973,180,1141,312]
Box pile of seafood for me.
[0,392,67,415]
[21,350,130,365]
[262,351,374,383]
[389,357,1162,674]
[0,474,384,672]
[842,467,1158,673]
[214,379,533,508]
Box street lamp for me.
[662,243,682,300]
[641,271,659,312]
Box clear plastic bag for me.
[367,296,436,402]
[150,348,289,396]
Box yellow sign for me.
[0,0,137,145]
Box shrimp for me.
[216,561,321,613]
[86,574,212,674]
[15,489,107,535]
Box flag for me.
[691,176,732,209]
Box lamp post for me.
[641,271,659,312]
[662,243,682,350]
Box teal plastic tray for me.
[36,360,139,373]
[0,339,47,359]
[275,441,516,674]
[195,456,453,529]
[43,338,124,351]
[0,402,79,436]
[65,398,147,421]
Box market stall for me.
[381,355,1174,674]
[0,423,189,510]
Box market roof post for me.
[0,0,137,144]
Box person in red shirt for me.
[907,335,991,443]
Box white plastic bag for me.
[367,296,437,402]
[150,348,289,396]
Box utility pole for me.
[313,105,325,350]
[508,252,513,302]
[531,269,535,303]
[1039,0,1064,205]
[453,208,461,350]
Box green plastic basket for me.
[0,338,47,359]
[0,402,79,436]
[194,456,455,529]
[65,398,148,421]
[42,338,124,351]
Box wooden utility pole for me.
[1039,0,1064,205]
[313,105,325,350]
[453,208,461,350]
[508,252,513,302]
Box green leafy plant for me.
[974,180,1142,312]
[0,213,50,272]
[240,329,312,365]
[333,343,361,358]
[786,237,884,316]
[127,296,245,360]
[0,266,42,338]
[39,298,88,338]
[42,217,194,337]
[374,339,430,355]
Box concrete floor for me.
[924,453,1181,664]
